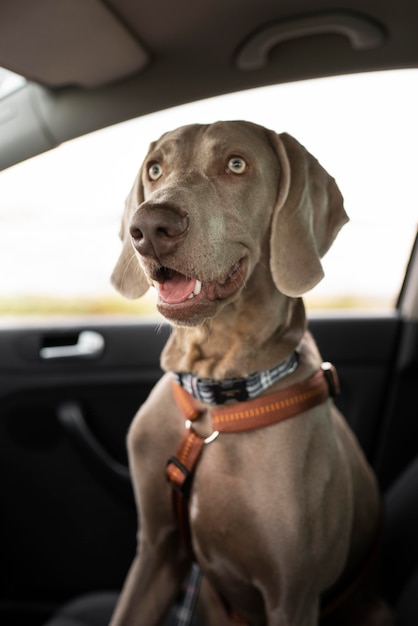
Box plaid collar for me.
[173,350,299,405]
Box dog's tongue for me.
[158,273,196,304]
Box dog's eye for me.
[148,163,163,181]
[226,157,247,175]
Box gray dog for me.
[110,121,393,626]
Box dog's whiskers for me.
[155,321,166,334]
[120,252,139,290]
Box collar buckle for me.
[213,379,249,404]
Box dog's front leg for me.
[265,597,320,626]
[259,557,322,626]
[109,528,191,626]
[110,390,192,626]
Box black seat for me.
[383,457,418,625]
[43,592,118,626]
[43,564,202,626]
[43,592,203,626]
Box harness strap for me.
[210,364,337,432]
[166,428,206,490]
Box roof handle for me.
[236,11,386,71]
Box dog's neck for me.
[161,270,306,380]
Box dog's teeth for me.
[193,280,202,296]
[188,293,194,299]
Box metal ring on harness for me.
[185,419,220,444]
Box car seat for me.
[383,456,418,626]
[43,564,202,626]
[43,592,118,626]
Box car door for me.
[0,321,170,623]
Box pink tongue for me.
[158,274,196,304]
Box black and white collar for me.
[173,350,299,405]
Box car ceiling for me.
[0,0,417,169]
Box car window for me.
[0,67,26,98]
[0,69,417,320]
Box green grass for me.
[0,293,393,317]
[0,295,158,316]
[304,294,394,311]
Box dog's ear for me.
[110,169,150,299]
[268,132,348,297]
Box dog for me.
[109,121,393,625]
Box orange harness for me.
[166,363,339,543]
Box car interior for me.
[0,1,418,625]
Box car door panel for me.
[374,320,418,490]
[310,314,402,459]
[0,322,168,621]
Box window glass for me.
[0,67,26,98]
[0,69,417,319]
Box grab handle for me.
[236,11,385,70]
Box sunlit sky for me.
[0,69,417,306]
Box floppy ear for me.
[110,168,150,299]
[268,132,348,297]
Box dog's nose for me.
[130,204,189,259]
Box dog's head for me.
[111,121,348,325]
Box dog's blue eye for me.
[227,157,247,175]
[148,163,163,180]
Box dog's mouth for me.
[151,257,248,311]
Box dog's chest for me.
[187,425,301,554]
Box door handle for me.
[40,330,105,360]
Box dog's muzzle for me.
[130,203,189,260]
